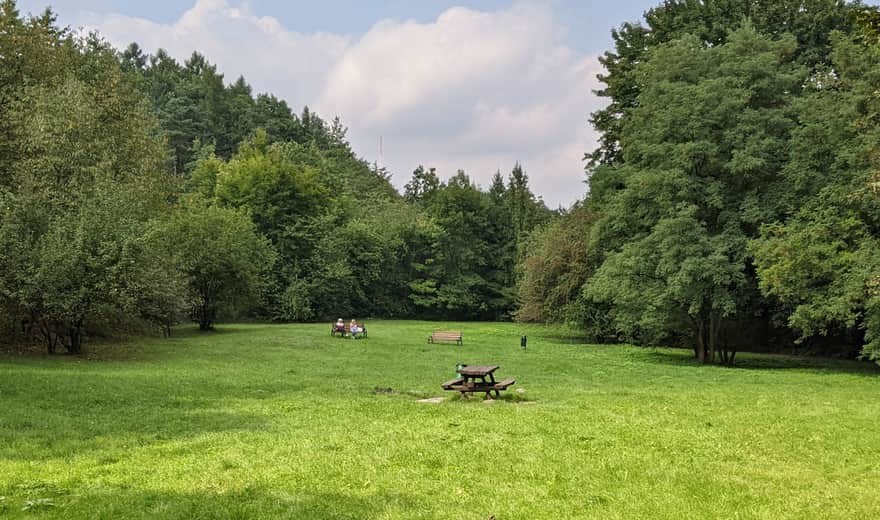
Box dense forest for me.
[519,0,880,364]
[2,0,880,366]
[0,0,551,354]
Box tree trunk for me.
[198,306,214,331]
[197,295,216,331]
[696,315,706,364]
[66,327,82,354]
[708,313,716,364]
[38,319,56,354]
[708,311,721,364]
[727,349,737,366]
[21,316,33,341]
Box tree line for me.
[4,0,880,366]
[517,0,880,365]
[0,1,551,353]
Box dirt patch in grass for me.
[415,397,445,404]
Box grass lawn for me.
[1,321,879,519]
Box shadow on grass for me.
[0,369,294,462]
[446,391,536,404]
[530,332,595,345]
[0,485,425,519]
[0,410,273,464]
[0,324,261,362]
[168,324,261,337]
[641,348,880,375]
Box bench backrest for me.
[432,330,462,339]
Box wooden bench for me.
[492,378,516,390]
[441,377,465,390]
[330,322,368,338]
[445,380,517,398]
[429,330,462,345]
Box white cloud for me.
[76,0,348,105]
[68,0,603,207]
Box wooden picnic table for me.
[441,364,515,398]
[459,364,499,381]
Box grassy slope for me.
[1,321,878,519]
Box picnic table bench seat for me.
[492,378,516,390]
[447,381,514,391]
[441,377,465,390]
[429,330,462,345]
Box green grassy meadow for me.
[1,321,879,519]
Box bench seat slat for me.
[441,377,465,389]
[493,378,515,390]
[447,380,515,393]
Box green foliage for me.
[516,204,611,335]
[19,176,176,352]
[567,1,880,363]
[0,9,176,352]
[752,212,879,341]
[214,131,333,252]
[185,141,223,199]
[854,5,880,43]
[583,26,804,363]
[512,2,880,364]
[148,198,275,330]
[7,0,880,360]
[506,163,545,244]
[184,139,550,322]
[590,0,858,169]
[0,1,559,349]
[183,130,434,322]
[126,44,369,178]
[409,167,552,320]
[403,165,441,204]
[190,131,385,322]
[751,33,880,361]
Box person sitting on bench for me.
[334,318,345,334]
[350,319,362,339]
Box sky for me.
[14,1,699,206]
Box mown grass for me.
[1,321,879,519]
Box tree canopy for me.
[0,1,551,351]
[520,0,880,365]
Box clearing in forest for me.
[1,321,878,519]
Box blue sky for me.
[16,1,878,207]
[22,1,660,54]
